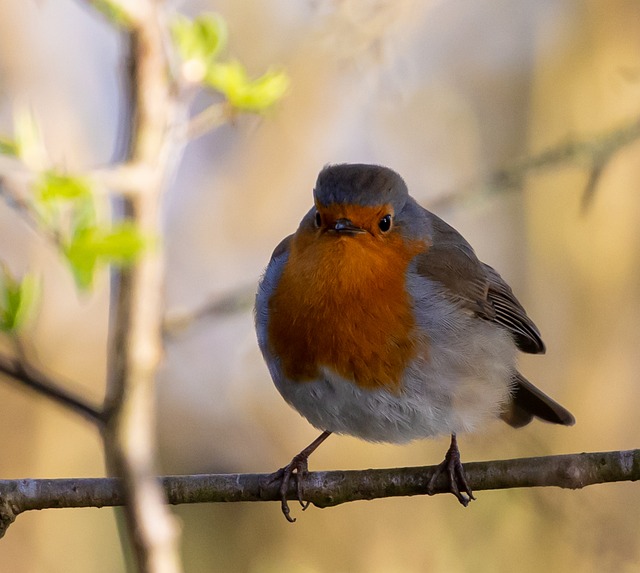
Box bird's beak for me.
[332,218,365,235]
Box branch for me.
[0,449,637,536]
[96,2,186,572]
[0,352,104,425]
[163,284,255,336]
[0,171,64,249]
[492,116,640,202]
[187,103,232,141]
[428,115,640,212]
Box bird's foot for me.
[427,434,476,507]
[268,430,332,522]
[269,452,311,523]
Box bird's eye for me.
[314,211,322,228]
[378,214,392,233]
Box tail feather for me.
[501,372,575,428]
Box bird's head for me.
[307,163,413,243]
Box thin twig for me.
[581,161,606,212]
[187,103,232,140]
[0,449,637,538]
[428,115,640,212]
[495,117,640,183]
[0,352,104,425]
[163,284,255,336]
[0,172,64,248]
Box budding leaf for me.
[64,222,148,290]
[13,105,47,168]
[172,13,228,64]
[64,227,98,290]
[35,172,92,204]
[89,0,134,27]
[205,61,289,112]
[0,266,40,333]
[88,223,148,262]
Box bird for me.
[254,163,574,521]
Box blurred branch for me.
[0,171,63,248]
[187,102,232,140]
[0,351,104,425]
[0,1,290,570]
[163,284,255,336]
[581,159,606,213]
[430,115,640,212]
[0,2,288,570]
[0,448,637,536]
[95,1,186,572]
[493,116,640,208]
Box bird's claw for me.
[268,431,332,522]
[427,435,476,507]
[271,452,311,522]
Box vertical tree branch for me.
[100,2,186,572]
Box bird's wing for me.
[481,263,545,354]
[413,215,575,427]
[414,214,545,354]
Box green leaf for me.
[33,172,94,228]
[205,61,289,112]
[172,13,228,64]
[0,265,40,333]
[35,172,92,204]
[11,274,40,331]
[0,136,18,157]
[64,227,98,290]
[89,0,134,27]
[64,223,148,290]
[89,223,148,262]
[13,105,46,168]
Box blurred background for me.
[1,0,640,571]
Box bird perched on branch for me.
[255,163,574,521]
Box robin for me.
[255,163,574,521]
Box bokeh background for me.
[1,0,639,571]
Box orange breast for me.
[267,228,426,391]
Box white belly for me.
[273,318,516,443]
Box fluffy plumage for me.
[255,163,574,445]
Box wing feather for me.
[415,214,544,354]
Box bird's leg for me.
[270,430,332,522]
[427,433,476,507]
